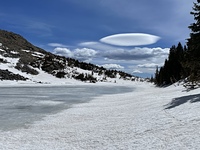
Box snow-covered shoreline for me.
[0,81,200,149]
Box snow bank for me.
[0,82,200,149]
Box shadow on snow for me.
[165,94,200,109]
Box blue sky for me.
[0,0,194,77]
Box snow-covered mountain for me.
[0,30,142,84]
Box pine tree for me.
[154,43,185,86]
[155,0,200,85]
[155,66,159,85]
[186,0,200,81]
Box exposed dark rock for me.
[0,29,47,54]
[0,58,7,63]
[0,69,27,81]
[56,71,66,78]
[15,63,39,75]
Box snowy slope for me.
[0,50,74,85]
[0,42,140,85]
[0,82,200,149]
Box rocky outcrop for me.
[0,69,27,81]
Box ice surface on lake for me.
[0,85,132,131]
[1,82,200,150]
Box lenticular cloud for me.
[100,33,160,46]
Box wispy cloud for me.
[48,43,68,47]
[0,13,54,37]
[27,21,53,32]
[138,63,161,68]
[24,20,54,37]
[79,41,117,51]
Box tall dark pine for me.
[154,43,184,86]
[187,0,200,81]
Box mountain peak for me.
[0,30,33,50]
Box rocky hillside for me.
[0,29,139,84]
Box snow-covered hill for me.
[0,30,142,85]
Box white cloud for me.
[97,1,193,44]
[138,63,160,68]
[100,33,160,46]
[74,48,97,61]
[53,47,73,58]
[102,47,169,61]
[102,64,124,69]
[133,69,143,74]
[48,43,68,47]
[53,41,169,77]
[151,47,169,55]
[53,47,97,62]
[98,47,170,77]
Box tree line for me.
[155,0,200,86]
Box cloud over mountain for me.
[53,47,97,62]
[102,64,124,70]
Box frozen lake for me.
[0,85,132,131]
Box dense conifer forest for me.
[155,0,200,86]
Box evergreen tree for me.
[155,66,159,85]
[186,0,200,81]
[155,0,200,85]
[154,43,185,86]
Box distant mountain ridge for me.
[0,29,140,84]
